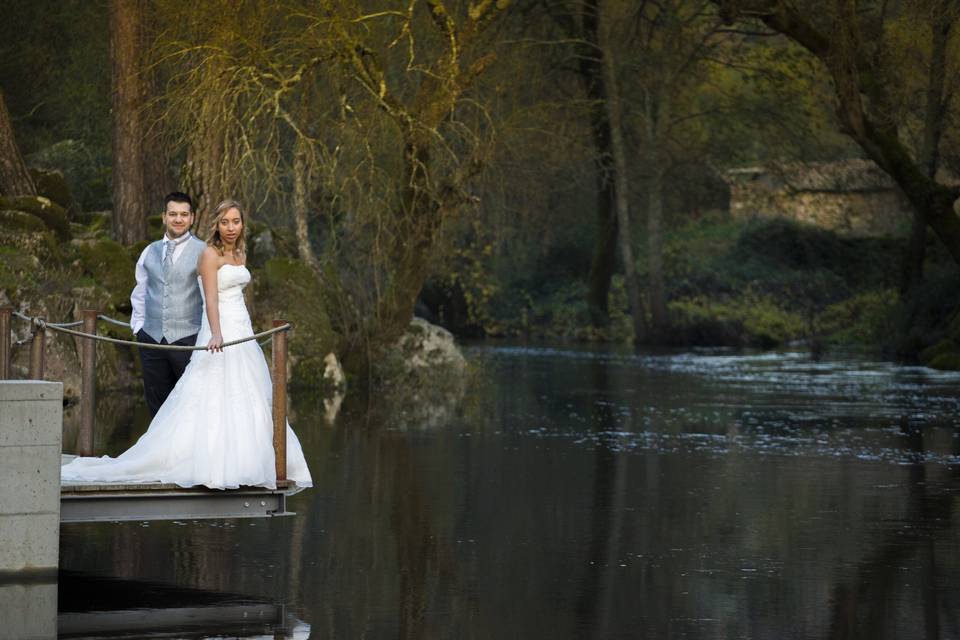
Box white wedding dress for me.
[61,264,313,490]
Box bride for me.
[62,200,312,490]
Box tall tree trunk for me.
[183,114,225,237]
[903,10,952,293]
[0,88,36,196]
[140,4,172,216]
[578,0,619,327]
[182,55,228,238]
[644,93,670,338]
[599,0,646,343]
[109,0,148,244]
[293,134,320,272]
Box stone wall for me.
[725,160,913,237]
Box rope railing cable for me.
[12,311,83,329]
[11,311,289,351]
[97,314,132,328]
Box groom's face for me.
[163,201,194,239]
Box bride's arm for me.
[198,247,224,352]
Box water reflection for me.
[58,571,309,639]
[58,345,960,638]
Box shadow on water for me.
[54,344,960,639]
[57,570,309,638]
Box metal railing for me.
[0,307,292,483]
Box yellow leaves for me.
[467,0,492,22]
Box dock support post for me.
[28,319,45,380]
[0,307,10,380]
[78,309,97,456]
[272,320,288,484]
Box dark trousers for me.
[137,329,197,416]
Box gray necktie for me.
[163,240,175,278]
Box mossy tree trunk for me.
[644,91,670,340]
[903,6,954,293]
[182,55,228,238]
[109,0,148,245]
[599,0,646,343]
[717,0,960,267]
[0,88,36,197]
[578,0,619,328]
[141,5,173,214]
[293,132,320,272]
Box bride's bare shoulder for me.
[198,246,222,270]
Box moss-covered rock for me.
[0,210,60,262]
[29,168,77,218]
[72,238,137,309]
[0,195,71,241]
[26,139,110,211]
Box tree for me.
[599,0,646,342]
[715,0,960,267]
[902,0,958,292]
[0,88,36,196]
[109,0,148,244]
[546,0,621,327]
[156,0,511,359]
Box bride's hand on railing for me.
[207,333,224,352]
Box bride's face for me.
[218,207,243,245]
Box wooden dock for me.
[60,456,297,523]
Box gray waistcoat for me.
[142,235,206,343]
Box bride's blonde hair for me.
[207,199,247,258]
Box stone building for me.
[724,159,912,237]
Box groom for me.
[130,192,207,416]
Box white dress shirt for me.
[130,233,197,334]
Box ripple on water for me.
[482,345,960,467]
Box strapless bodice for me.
[199,263,250,305]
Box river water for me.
[57,345,960,639]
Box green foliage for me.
[817,290,899,345]
[0,246,41,293]
[0,2,110,156]
[460,214,909,349]
[257,258,339,388]
[27,140,111,212]
[669,292,807,347]
[74,239,137,310]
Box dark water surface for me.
[58,345,960,639]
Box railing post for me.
[272,320,288,484]
[28,318,45,380]
[78,309,98,456]
[0,307,11,380]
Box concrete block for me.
[0,381,62,402]
[0,445,61,516]
[0,381,62,575]
[0,581,58,640]
[0,382,63,447]
[0,402,63,447]
[0,513,59,572]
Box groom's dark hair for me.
[164,191,194,212]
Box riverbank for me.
[446,214,960,366]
